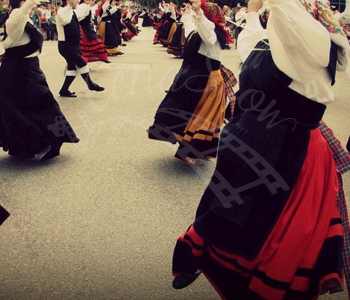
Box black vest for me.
[63,11,81,43]
[5,22,43,59]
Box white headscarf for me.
[266,0,349,83]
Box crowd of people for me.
[1,0,350,299]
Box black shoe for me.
[116,51,124,55]
[102,60,111,63]
[121,43,127,46]
[59,90,77,97]
[172,271,201,289]
[89,83,104,92]
[147,125,177,144]
[35,145,52,161]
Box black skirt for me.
[0,56,79,157]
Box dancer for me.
[96,0,123,56]
[0,0,79,160]
[77,0,110,63]
[57,0,104,97]
[171,0,350,298]
[148,0,233,164]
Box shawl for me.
[200,0,233,44]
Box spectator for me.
[38,7,55,40]
[29,5,41,27]
[48,9,57,38]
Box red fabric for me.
[212,128,341,298]
[80,28,108,63]
[200,0,233,44]
[174,128,343,299]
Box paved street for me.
[0,23,349,300]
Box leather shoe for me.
[59,90,77,97]
[116,51,124,55]
[89,83,104,92]
[172,271,201,289]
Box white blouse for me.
[3,0,41,51]
[181,9,222,62]
[237,11,335,104]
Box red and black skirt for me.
[172,88,343,299]
[80,27,108,63]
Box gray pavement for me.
[0,23,349,300]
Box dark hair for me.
[9,0,23,9]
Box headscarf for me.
[299,0,349,49]
[266,0,349,83]
[95,0,106,17]
[200,0,233,44]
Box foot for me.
[172,271,201,289]
[88,83,104,92]
[121,43,127,46]
[102,60,111,63]
[35,145,52,161]
[59,90,77,97]
[116,51,124,55]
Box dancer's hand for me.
[180,2,191,15]
[247,0,263,12]
[190,0,201,15]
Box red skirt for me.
[173,128,343,299]
[80,30,108,63]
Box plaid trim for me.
[220,64,237,117]
[319,122,350,175]
[320,121,350,296]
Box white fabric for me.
[75,3,92,20]
[3,0,41,50]
[267,0,331,84]
[237,11,267,63]
[56,5,74,41]
[237,1,335,104]
[101,1,118,19]
[181,9,222,62]
[181,12,196,38]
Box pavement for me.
[0,23,349,300]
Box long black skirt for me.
[0,56,79,158]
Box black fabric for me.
[101,21,119,48]
[214,26,227,50]
[80,11,99,40]
[347,135,350,152]
[168,23,183,49]
[63,11,81,42]
[308,235,343,296]
[194,236,342,299]
[150,27,224,159]
[192,39,325,260]
[200,250,265,300]
[58,41,87,69]
[0,54,79,156]
[4,22,43,59]
[182,31,221,71]
[239,39,292,95]
[0,205,10,226]
[158,18,174,40]
[152,62,210,135]
[327,41,338,86]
